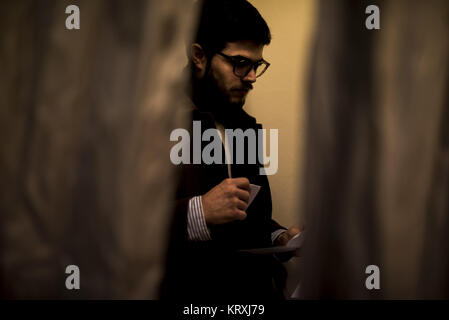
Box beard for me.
[192,70,247,127]
[205,70,246,108]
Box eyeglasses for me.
[216,52,270,78]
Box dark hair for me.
[191,0,271,58]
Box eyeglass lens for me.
[235,61,268,78]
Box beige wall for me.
[246,0,317,227]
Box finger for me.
[287,226,301,237]
[234,188,250,203]
[276,232,289,246]
[234,209,247,220]
[236,199,248,211]
[232,177,250,191]
[296,222,306,231]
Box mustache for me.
[231,84,253,91]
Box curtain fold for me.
[0,0,196,299]
[300,0,449,299]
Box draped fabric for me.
[0,0,196,298]
[2,0,448,300]
[299,0,449,299]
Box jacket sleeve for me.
[270,219,286,233]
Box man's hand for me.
[274,226,302,246]
[274,225,305,262]
[202,178,250,225]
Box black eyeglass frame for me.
[216,52,270,78]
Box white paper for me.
[248,184,261,207]
[286,232,304,248]
[239,231,305,255]
[291,282,302,299]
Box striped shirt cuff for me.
[271,229,287,244]
[187,196,211,241]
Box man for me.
[162,0,300,300]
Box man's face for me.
[205,40,265,107]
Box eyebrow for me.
[232,55,264,63]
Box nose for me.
[242,67,257,83]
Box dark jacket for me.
[161,101,286,300]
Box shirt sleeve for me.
[271,229,286,244]
[187,196,212,241]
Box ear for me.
[191,43,207,79]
